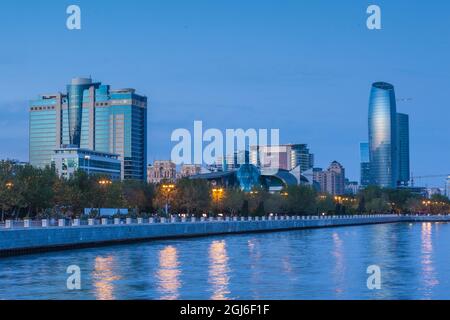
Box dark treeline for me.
[1,160,449,220]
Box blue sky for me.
[0,0,449,185]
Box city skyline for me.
[0,1,449,185]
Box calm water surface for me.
[1,222,450,300]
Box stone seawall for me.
[0,215,449,257]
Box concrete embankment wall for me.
[0,215,448,257]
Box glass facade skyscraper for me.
[30,77,147,181]
[368,82,410,188]
[360,142,371,187]
[397,113,410,186]
[368,82,399,188]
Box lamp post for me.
[162,184,175,216]
[212,188,224,216]
[84,155,91,176]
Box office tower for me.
[29,77,147,181]
[360,142,371,187]
[29,94,61,169]
[368,82,399,188]
[397,113,410,186]
[250,144,314,172]
[147,161,177,184]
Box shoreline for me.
[0,215,448,257]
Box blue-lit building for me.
[397,113,410,186]
[52,148,121,181]
[29,77,147,181]
[367,82,410,188]
[190,164,308,193]
[360,142,371,187]
[368,82,399,188]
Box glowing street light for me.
[162,184,176,216]
[212,188,224,202]
[98,179,112,185]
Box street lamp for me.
[162,184,175,216]
[84,155,91,176]
[212,188,224,202]
[98,179,112,185]
[5,182,14,189]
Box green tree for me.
[172,179,210,216]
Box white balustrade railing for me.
[2,214,444,230]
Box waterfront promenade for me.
[0,215,449,257]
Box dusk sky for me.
[0,0,449,185]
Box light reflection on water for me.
[421,223,439,297]
[331,232,346,295]
[1,222,450,300]
[208,240,230,300]
[92,256,121,300]
[156,246,181,300]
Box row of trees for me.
[1,160,449,220]
[0,161,153,220]
[154,181,450,217]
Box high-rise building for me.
[367,82,410,188]
[250,144,314,172]
[397,113,410,186]
[29,77,148,181]
[446,176,450,198]
[368,82,399,188]
[345,179,359,195]
[147,161,177,184]
[313,161,346,196]
[214,150,250,172]
[290,144,315,172]
[360,142,371,187]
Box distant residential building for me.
[52,148,121,180]
[345,179,359,195]
[215,150,250,172]
[313,161,346,196]
[147,161,177,184]
[360,142,371,187]
[29,77,147,181]
[179,164,202,178]
[426,188,444,199]
[446,176,450,198]
[250,144,314,172]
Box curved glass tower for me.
[368,82,398,188]
[67,78,92,146]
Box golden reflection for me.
[156,246,181,300]
[93,256,121,300]
[209,240,230,300]
[421,223,439,291]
